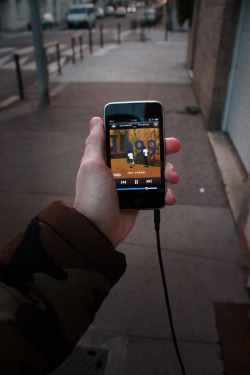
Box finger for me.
[165,188,177,206]
[84,117,106,160]
[165,163,179,184]
[165,137,181,155]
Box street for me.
[0,6,151,103]
[1,23,249,374]
[0,1,249,373]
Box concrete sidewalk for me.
[0,30,249,375]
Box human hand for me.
[74,117,181,248]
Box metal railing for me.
[44,41,61,75]
[10,19,169,104]
[71,32,84,63]
[13,54,24,100]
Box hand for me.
[74,117,181,248]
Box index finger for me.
[165,137,181,155]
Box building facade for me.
[187,0,250,262]
[0,0,76,30]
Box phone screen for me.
[105,101,165,209]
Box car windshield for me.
[69,8,87,14]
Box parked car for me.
[95,8,105,19]
[105,6,115,16]
[27,12,54,30]
[141,8,157,26]
[127,4,137,13]
[66,4,96,29]
[115,6,127,17]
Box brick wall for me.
[189,0,241,130]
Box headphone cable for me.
[154,209,186,375]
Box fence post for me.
[44,41,61,75]
[56,42,61,75]
[117,23,121,44]
[140,24,145,42]
[100,24,104,48]
[165,22,168,41]
[79,34,83,60]
[13,54,24,100]
[71,33,84,62]
[89,27,93,53]
[71,36,76,64]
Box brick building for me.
[187,0,250,269]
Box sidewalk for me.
[0,30,249,375]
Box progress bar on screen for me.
[117,187,158,191]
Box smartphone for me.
[104,101,165,209]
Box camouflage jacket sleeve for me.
[0,200,126,375]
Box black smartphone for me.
[104,101,165,209]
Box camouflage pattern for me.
[0,201,126,374]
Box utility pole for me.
[29,0,50,106]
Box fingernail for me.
[91,117,101,128]
[167,163,176,172]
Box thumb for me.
[84,117,106,160]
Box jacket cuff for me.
[36,200,126,287]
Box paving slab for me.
[0,82,226,207]
[120,337,223,375]
[123,205,243,264]
[165,112,227,206]
[90,240,248,343]
[50,41,190,84]
[55,329,224,375]
[47,82,197,114]
[0,128,82,195]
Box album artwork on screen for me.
[108,118,162,190]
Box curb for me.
[0,94,19,110]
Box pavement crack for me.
[128,334,219,346]
[122,240,243,267]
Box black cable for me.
[154,209,186,375]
